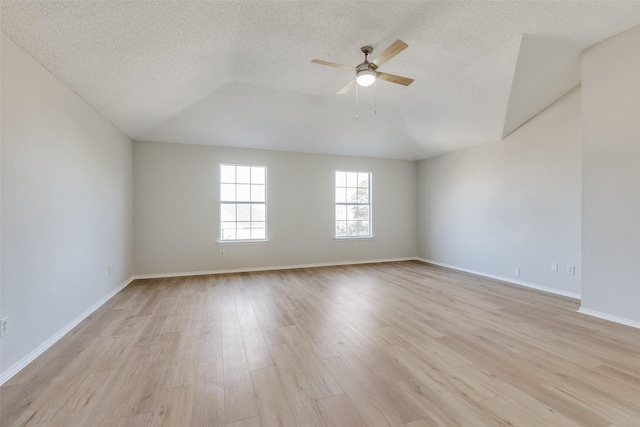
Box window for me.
[335,170,371,237]
[220,164,266,241]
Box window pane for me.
[251,167,265,184]
[237,184,251,201]
[237,222,251,240]
[352,205,369,221]
[360,221,370,235]
[348,220,368,236]
[237,204,251,221]
[251,222,266,239]
[347,205,356,221]
[336,187,346,203]
[346,187,357,203]
[251,184,265,202]
[221,165,236,183]
[221,183,236,201]
[221,222,236,240]
[358,172,369,188]
[346,172,358,187]
[252,204,266,221]
[221,204,236,221]
[336,171,346,187]
[336,205,346,221]
[237,166,251,183]
[358,186,369,203]
[347,221,357,236]
[336,221,347,237]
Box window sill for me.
[218,239,269,245]
[334,236,374,240]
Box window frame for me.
[334,170,373,239]
[219,163,268,243]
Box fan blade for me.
[372,39,408,67]
[311,59,355,72]
[337,79,356,95]
[376,71,414,86]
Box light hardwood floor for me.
[2,261,640,426]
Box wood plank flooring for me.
[2,261,640,426]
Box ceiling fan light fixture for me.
[312,40,412,94]
[356,69,376,87]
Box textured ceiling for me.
[2,1,640,160]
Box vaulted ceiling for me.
[2,1,640,160]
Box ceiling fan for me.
[312,39,414,94]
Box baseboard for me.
[0,276,135,385]
[133,257,417,280]
[577,307,640,329]
[417,258,581,300]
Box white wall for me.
[133,141,417,275]
[581,26,640,325]
[417,87,582,297]
[0,34,133,379]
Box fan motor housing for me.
[356,63,375,73]
[358,46,378,71]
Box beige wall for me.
[133,141,417,276]
[417,87,582,298]
[1,34,133,379]
[581,25,640,324]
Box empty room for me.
[1,1,640,426]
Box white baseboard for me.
[417,258,582,300]
[577,307,640,329]
[133,257,416,280]
[0,276,135,385]
[418,259,640,330]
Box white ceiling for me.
[2,1,640,160]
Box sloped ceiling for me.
[2,1,640,160]
[502,33,583,139]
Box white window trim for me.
[217,239,269,245]
[334,236,374,240]
[335,170,373,239]
[219,163,268,242]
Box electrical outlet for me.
[220,250,225,257]
[1,317,8,338]
[354,243,359,250]
[514,267,520,277]
[551,262,558,272]
[567,265,576,275]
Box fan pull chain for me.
[374,75,377,115]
